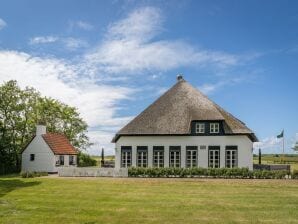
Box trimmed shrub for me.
[128,167,291,179]
[20,171,48,178]
[292,170,298,179]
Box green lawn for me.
[253,154,298,171]
[0,176,298,224]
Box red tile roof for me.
[42,133,78,155]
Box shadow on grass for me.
[0,178,41,197]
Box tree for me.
[0,80,91,174]
[293,142,298,152]
[101,148,105,167]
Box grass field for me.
[0,176,297,224]
[253,154,298,171]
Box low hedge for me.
[292,170,298,179]
[20,171,48,178]
[128,167,292,179]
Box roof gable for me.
[113,78,258,142]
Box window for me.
[59,155,64,165]
[195,123,205,133]
[30,154,35,161]
[208,146,220,168]
[226,146,238,168]
[153,146,164,168]
[169,146,181,167]
[121,146,132,168]
[137,146,148,167]
[69,155,75,165]
[210,123,220,133]
[186,146,198,168]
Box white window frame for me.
[225,146,238,168]
[208,146,220,168]
[137,146,148,167]
[169,146,181,168]
[186,146,198,168]
[121,146,132,168]
[195,123,205,133]
[153,146,164,168]
[210,123,220,133]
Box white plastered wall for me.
[115,135,253,170]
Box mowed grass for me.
[0,176,298,224]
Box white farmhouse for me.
[21,124,78,173]
[113,75,258,170]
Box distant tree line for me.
[0,80,91,175]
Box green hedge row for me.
[128,167,294,179]
[20,171,48,178]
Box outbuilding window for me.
[59,155,64,165]
[195,123,205,133]
[208,146,220,168]
[69,155,75,165]
[30,154,35,161]
[137,146,148,167]
[210,123,219,133]
[169,146,181,167]
[121,146,132,168]
[225,146,238,168]
[153,146,164,168]
[186,146,198,167]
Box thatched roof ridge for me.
[112,78,258,142]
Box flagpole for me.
[282,131,285,163]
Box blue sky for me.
[0,0,297,154]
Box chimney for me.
[177,74,183,82]
[36,124,46,135]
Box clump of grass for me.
[20,171,48,178]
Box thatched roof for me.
[112,77,258,142]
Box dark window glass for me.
[69,155,74,165]
[153,146,164,167]
[186,146,198,168]
[30,154,35,161]
[121,146,132,168]
[59,155,64,165]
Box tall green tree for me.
[0,80,90,174]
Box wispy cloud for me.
[0,18,7,30]
[68,20,94,31]
[85,7,239,76]
[29,36,59,44]
[29,36,88,51]
[62,37,88,51]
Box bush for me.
[20,171,48,178]
[292,170,298,179]
[128,167,291,179]
[77,152,97,167]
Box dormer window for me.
[210,123,219,133]
[195,123,205,133]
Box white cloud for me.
[62,37,88,50]
[0,50,135,154]
[75,21,94,30]
[85,7,239,76]
[29,36,59,44]
[69,20,94,31]
[0,18,7,30]
[198,77,244,95]
[29,36,88,51]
